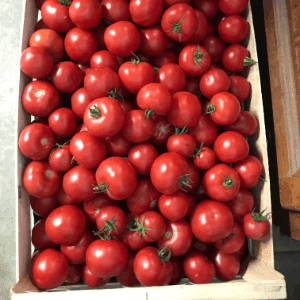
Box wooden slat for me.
[289,211,300,240]
[279,177,300,211]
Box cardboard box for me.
[11,0,287,299]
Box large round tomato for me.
[185,9,208,44]
[101,0,131,23]
[218,0,249,15]
[30,196,59,218]
[49,144,75,173]
[192,0,218,20]
[71,87,94,120]
[167,133,196,159]
[105,131,132,157]
[243,211,270,240]
[229,75,250,103]
[90,50,119,71]
[201,36,226,65]
[193,146,216,170]
[120,226,149,251]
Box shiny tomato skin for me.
[95,156,137,200]
[185,10,208,44]
[82,265,110,288]
[190,199,235,243]
[214,131,249,163]
[18,123,55,161]
[167,134,196,159]
[157,219,193,256]
[71,87,94,119]
[233,155,262,188]
[45,205,86,245]
[229,76,250,103]
[90,50,119,71]
[86,239,129,277]
[69,0,102,29]
[150,152,189,194]
[49,144,75,172]
[150,115,174,146]
[101,0,131,23]
[201,36,226,65]
[105,131,132,157]
[183,250,216,284]
[83,97,125,138]
[129,0,163,27]
[218,0,249,15]
[104,21,140,57]
[193,147,216,170]
[60,229,94,264]
[30,196,59,217]
[30,248,69,290]
[243,213,270,240]
[120,227,149,251]
[23,161,62,198]
[192,0,218,20]
[167,91,202,129]
[70,131,107,169]
[133,246,173,286]
[151,51,178,68]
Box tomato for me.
[18,123,55,161]
[184,77,200,94]
[71,87,94,120]
[184,193,197,218]
[51,61,84,93]
[92,23,107,50]
[95,156,137,200]
[192,0,218,20]
[183,159,200,193]
[229,76,250,103]
[179,45,211,77]
[34,19,49,31]
[233,155,262,188]
[166,91,202,129]
[200,69,230,99]
[150,152,189,194]
[23,161,62,198]
[183,250,215,284]
[60,229,94,264]
[55,185,81,206]
[90,50,119,71]
[169,256,184,285]
[151,51,178,68]
[150,115,174,146]
[222,44,256,73]
[49,144,75,172]
[155,63,186,95]
[163,0,190,8]
[101,0,131,23]
[167,133,196,159]
[86,239,129,277]
[105,131,132,157]
[191,236,212,253]
[104,21,140,57]
[191,182,208,201]
[200,36,226,65]
[158,191,189,221]
[218,0,249,15]
[48,108,77,138]
[193,146,216,170]
[129,0,163,27]
[83,97,125,138]
[190,200,234,242]
[82,265,110,288]
[218,15,249,44]
[70,131,107,169]
[30,248,69,290]
[133,246,173,286]
[20,46,53,79]
[118,59,155,95]
[213,131,249,163]
[29,29,64,63]
[157,219,193,257]
[161,3,198,42]
[69,0,102,29]
[65,264,82,284]
[30,196,59,217]
[185,10,208,44]
[41,0,75,33]
[121,109,155,143]
[64,27,98,64]
[243,210,270,240]
[63,166,96,202]
[120,226,149,251]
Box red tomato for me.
[193,146,216,170]
[167,133,196,159]
[86,239,129,277]
[104,21,140,57]
[179,45,211,77]
[71,87,94,119]
[133,246,173,286]
[61,229,94,264]
[64,27,98,64]
[116,253,140,287]
[191,182,208,201]
[30,196,59,217]
[95,156,137,200]
[83,97,125,138]
[201,36,226,64]
[184,77,200,94]
[163,0,191,8]
[233,155,262,188]
[183,250,216,284]
[155,63,187,94]
[41,0,75,33]
[92,23,107,50]
[121,109,155,143]
[129,0,163,27]
[18,123,55,161]
[192,0,218,20]
[184,159,200,193]
[166,91,202,129]
[157,219,193,256]
[49,144,75,172]
[150,115,174,146]
[200,69,230,99]
[55,185,81,206]
[65,264,82,284]
[90,50,119,71]
[229,75,250,103]
[45,205,86,245]
[151,51,178,68]
[30,249,69,290]
[69,0,102,29]
[101,0,131,23]
[48,108,77,138]
[185,10,208,44]
[29,29,64,63]
[218,0,249,15]
[63,166,96,202]
[82,265,110,288]
[169,257,184,285]
[243,210,270,240]
[235,241,247,259]
[202,164,241,202]
[190,199,234,242]
[20,46,53,79]
[34,19,49,31]
[70,131,107,169]
[161,3,198,42]
[23,161,62,198]
[184,193,197,218]
[213,131,249,163]
[150,152,189,194]
[105,131,132,157]
[218,15,249,44]
[51,61,84,93]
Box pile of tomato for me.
[19,0,271,291]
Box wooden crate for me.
[11,0,287,299]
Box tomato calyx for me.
[166,15,185,42]
[108,88,124,101]
[157,246,172,264]
[178,174,192,192]
[130,214,153,240]
[222,233,237,245]
[49,140,71,157]
[243,57,257,67]
[174,125,188,135]
[194,45,207,68]
[92,230,114,240]
[89,105,101,118]
[191,142,204,158]
[145,109,155,119]
[153,66,159,74]
[131,52,141,65]
[93,182,113,198]
[222,175,234,189]
[58,0,72,6]
[251,208,268,222]
[94,215,118,237]
[206,104,216,114]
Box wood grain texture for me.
[279,177,300,210]
[289,211,300,240]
